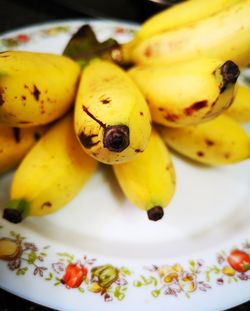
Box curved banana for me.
[122,0,241,63]
[113,128,176,221]
[158,114,250,166]
[225,84,250,122]
[0,124,46,174]
[130,0,250,67]
[0,51,80,127]
[74,59,151,164]
[128,58,240,127]
[2,114,97,223]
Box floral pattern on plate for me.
[0,226,249,302]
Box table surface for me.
[0,0,249,310]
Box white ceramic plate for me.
[0,20,250,311]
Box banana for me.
[74,59,151,164]
[113,128,176,221]
[225,84,250,122]
[130,0,250,67]
[158,114,250,166]
[0,51,80,127]
[128,58,240,127]
[0,124,46,174]
[2,114,97,223]
[122,0,242,63]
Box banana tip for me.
[103,125,130,152]
[221,60,240,84]
[3,208,22,224]
[147,206,164,221]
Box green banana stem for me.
[63,24,121,67]
[3,199,30,223]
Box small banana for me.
[74,59,151,164]
[128,58,240,127]
[0,124,46,174]
[2,114,97,223]
[0,51,80,127]
[130,0,250,67]
[122,0,241,63]
[225,84,250,122]
[113,128,176,221]
[158,114,250,166]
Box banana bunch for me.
[1,0,250,223]
[123,0,250,67]
[3,114,97,223]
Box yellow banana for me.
[158,114,250,166]
[225,84,250,122]
[74,59,151,164]
[113,128,176,221]
[122,0,241,62]
[2,114,97,223]
[0,124,46,174]
[130,0,250,67]
[128,58,239,127]
[0,51,80,127]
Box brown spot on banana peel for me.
[185,100,208,116]
[147,206,164,221]
[24,84,41,101]
[205,139,215,146]
[41,201,52,209]
[78,131,100,149]
[99,96,111,104]
[18,121,32,125]
[197,151,205,157]
[82,105,106,128]
[144,46,153,58]
[12,127,21,143]
[33,132,42,141]
[0,87,4,106]
[164,112,179,122]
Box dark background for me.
[0,0,249,310]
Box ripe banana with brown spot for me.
[225,84,250,122]
[130,0,250,67]
[0,51,80,127]
[74,59,151,164]
[128,58,240,127]
[2,114,97,223]
[113,128,176,221]
[122,0,242,63]
[0,124,46,174]
[158,114,250,166]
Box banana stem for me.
[3,199,30,223]
[147,206,164,221]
